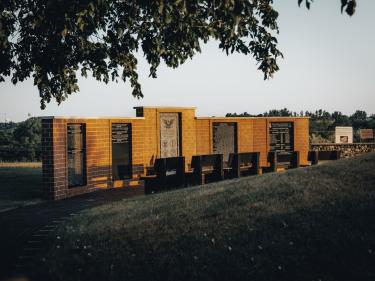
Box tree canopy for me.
[0,0,356,109]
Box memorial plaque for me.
[335,127,353,144]
[67,124,86,187]
[160,113,180,158]
[112,123,131,143]
[213,122,237,163]
[360,129,374,140]
[269,122,294,154]
[112,123,132,180]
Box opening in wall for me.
[67,124,86,188]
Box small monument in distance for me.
[335,127,353,144]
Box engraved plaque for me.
[269,122,294,154]
[160,113,180,158]
[213,122,237,163]
[112,123,130,144]
[112,123,132,180]
[67,124,86,187]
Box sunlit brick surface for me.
[42,107,309,200]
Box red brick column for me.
[42,118,55,199]
[42,118,68,200]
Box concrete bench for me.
[142,156,185,194]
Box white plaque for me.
[160,113,180,158]
[335,127,353,144]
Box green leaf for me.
[61,27,68,39]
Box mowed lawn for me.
[0,162,43,211]
[33,153,375,281]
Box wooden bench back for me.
[192,154,223,172]
[191,154,223,184]
[276,153,292,163]
[268,151,300,172]
[317,150,340,161]
[228,152,260,177]
[154,157,185,177]
[308,150,340,165]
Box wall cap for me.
[311,143,375,145]
[133,106,197,110]
[195,116,310,120]
[40,116,145,120]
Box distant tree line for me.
[0,118,42,162]
[226,109,375,143]
[1,109,374,162]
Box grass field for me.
[32,153,375,281]
[0,163,43,211]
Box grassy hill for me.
[34,153,375,281]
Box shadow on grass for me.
[31,194,375,281]
[30,153,375,281]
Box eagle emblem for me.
[163,119,174,129]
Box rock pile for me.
[311,143,375,159]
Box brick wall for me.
[253,119,268,166]
[195,117,309,167]
[42,117,145,200]
[42,119,54,199]
[42,107,310,200]
[196,119,211,155]
[137,107,197,170]
[293,118,310,166]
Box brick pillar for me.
[52,119,68,199]
[42,118,68,200]
[42,118,55,199]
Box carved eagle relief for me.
[162,141,168,148]
[163,118,175,129]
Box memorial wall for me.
[42,106,309,200]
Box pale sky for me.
[0,1,374,122]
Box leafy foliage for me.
[298,0,356,15]
[0,1,356,109]
[0,118,42,161]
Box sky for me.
[0,1,374,122]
